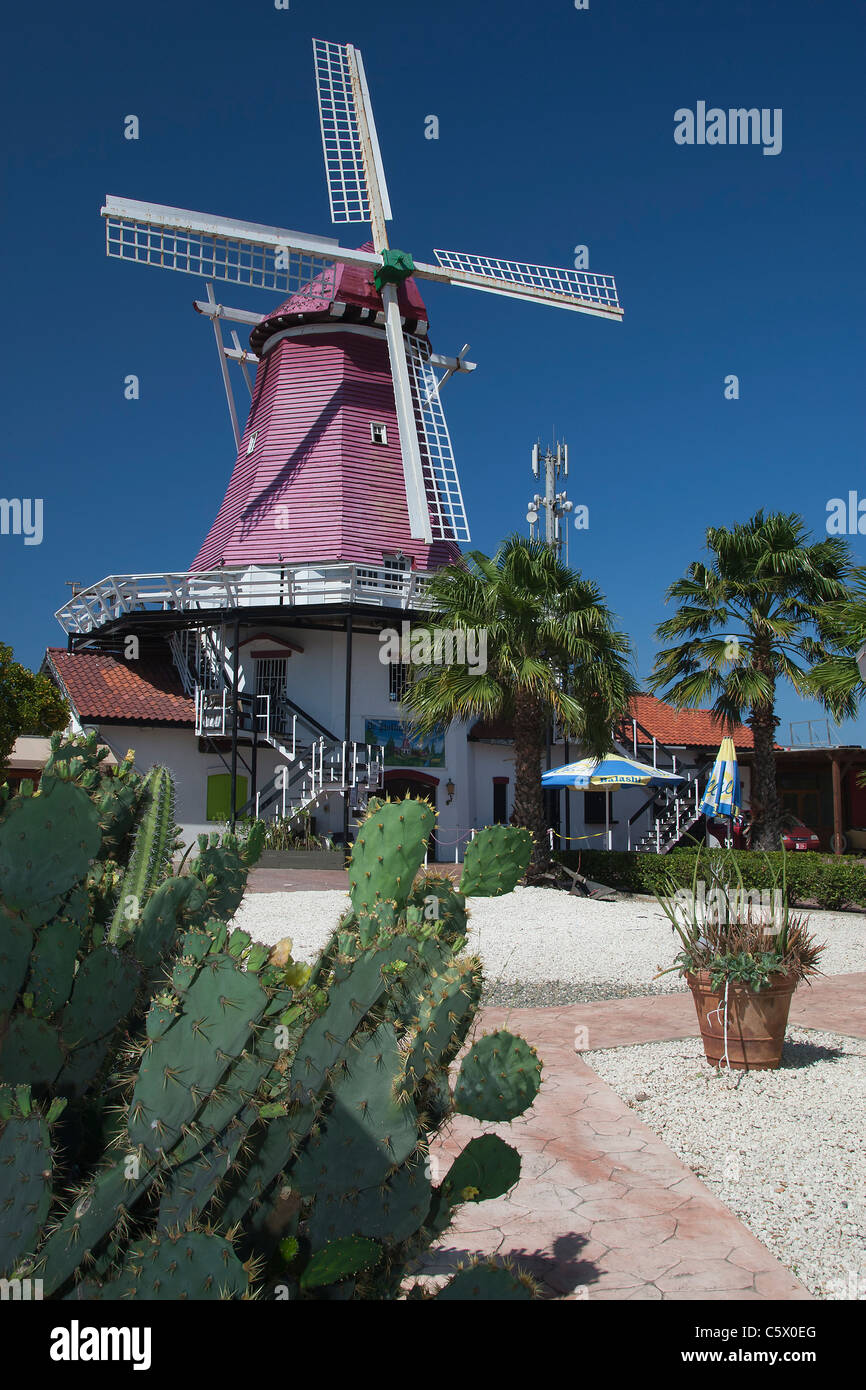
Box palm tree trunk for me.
[749,699,782,851]
[511,691,550,874]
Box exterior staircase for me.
[193,685,382,828]
[630,777,705,854]
[612,725,715,854]
[169,628,383,831]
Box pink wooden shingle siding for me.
[191,328,460,572]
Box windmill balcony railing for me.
[56,563,435,635]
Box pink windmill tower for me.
[98,39,623,574]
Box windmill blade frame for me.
[312,37,393,228]
[101,196,382,295]
[419,249,623,320]
[406,336,471,544]
[381,285,433,543]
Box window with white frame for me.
[371,422,388,445]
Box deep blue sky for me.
[2,0,865,743]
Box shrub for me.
[555,847,866,910]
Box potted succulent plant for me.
[655,849,825,1071]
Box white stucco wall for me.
[85,628,738,860]
[87,624,481,855]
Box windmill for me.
[100,37,623,553]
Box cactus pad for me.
[157,1106,252,1230]
[0,780,101,915]
[130,953,267,1156]
[442,1134,521,1205]
[0,1089,54,1276]
[454,1030,542,1122]
[0,917,34,1012]
[117,1230,252,1299]
[294,1023,419,1198]
[348,798,434,912]
[306,1158,432,1249]
[434,1258,535,1300]
[459,825,532,897]
[0,1015,64,1087]
[300,1236,382,1289]
[26,918,81,1018]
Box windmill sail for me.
[430,248,622,319]
[406,336,471,543]
[312,38,393,226]
[102,196,345,297]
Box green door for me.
[206,773,248,822]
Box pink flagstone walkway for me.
[425,982,866,1300]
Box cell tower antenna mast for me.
[526,439,572,562]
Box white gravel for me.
[236,885,866,1296]
[583,1028,866,1300]
[235,887,866,1002]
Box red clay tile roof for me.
[45,648,195,725]
[624,694,753,749]
[470,695,754,749]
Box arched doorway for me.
[383,771,439,861]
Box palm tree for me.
[804,567,866,704]
[649,511,859,851]
[400,536,636,871]
[807,569,866,789]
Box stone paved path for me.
[424,981,866,1300]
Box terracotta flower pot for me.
[686,970,799,1071]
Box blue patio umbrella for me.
[542,755,684,849]
[699,737,741,845]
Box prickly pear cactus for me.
[0,778,101,918]
[431,1258,537,1300]
[348,795,434,912]
[41,731,145,862]
[460,824,533,897]
[0,1086,66,1278]
[1,783,544,1301]
[454,1030,543,1122]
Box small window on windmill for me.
[246,431,258,456]
[371,422,388,446]
[389,662,410,703]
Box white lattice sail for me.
[103,197,341,298]
[313,38,393,226]
[432,249,622,317]
[406,336,471,543]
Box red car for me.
[779,813,822,852]
[707,812,822,851]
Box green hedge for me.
[555,848,866,912]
